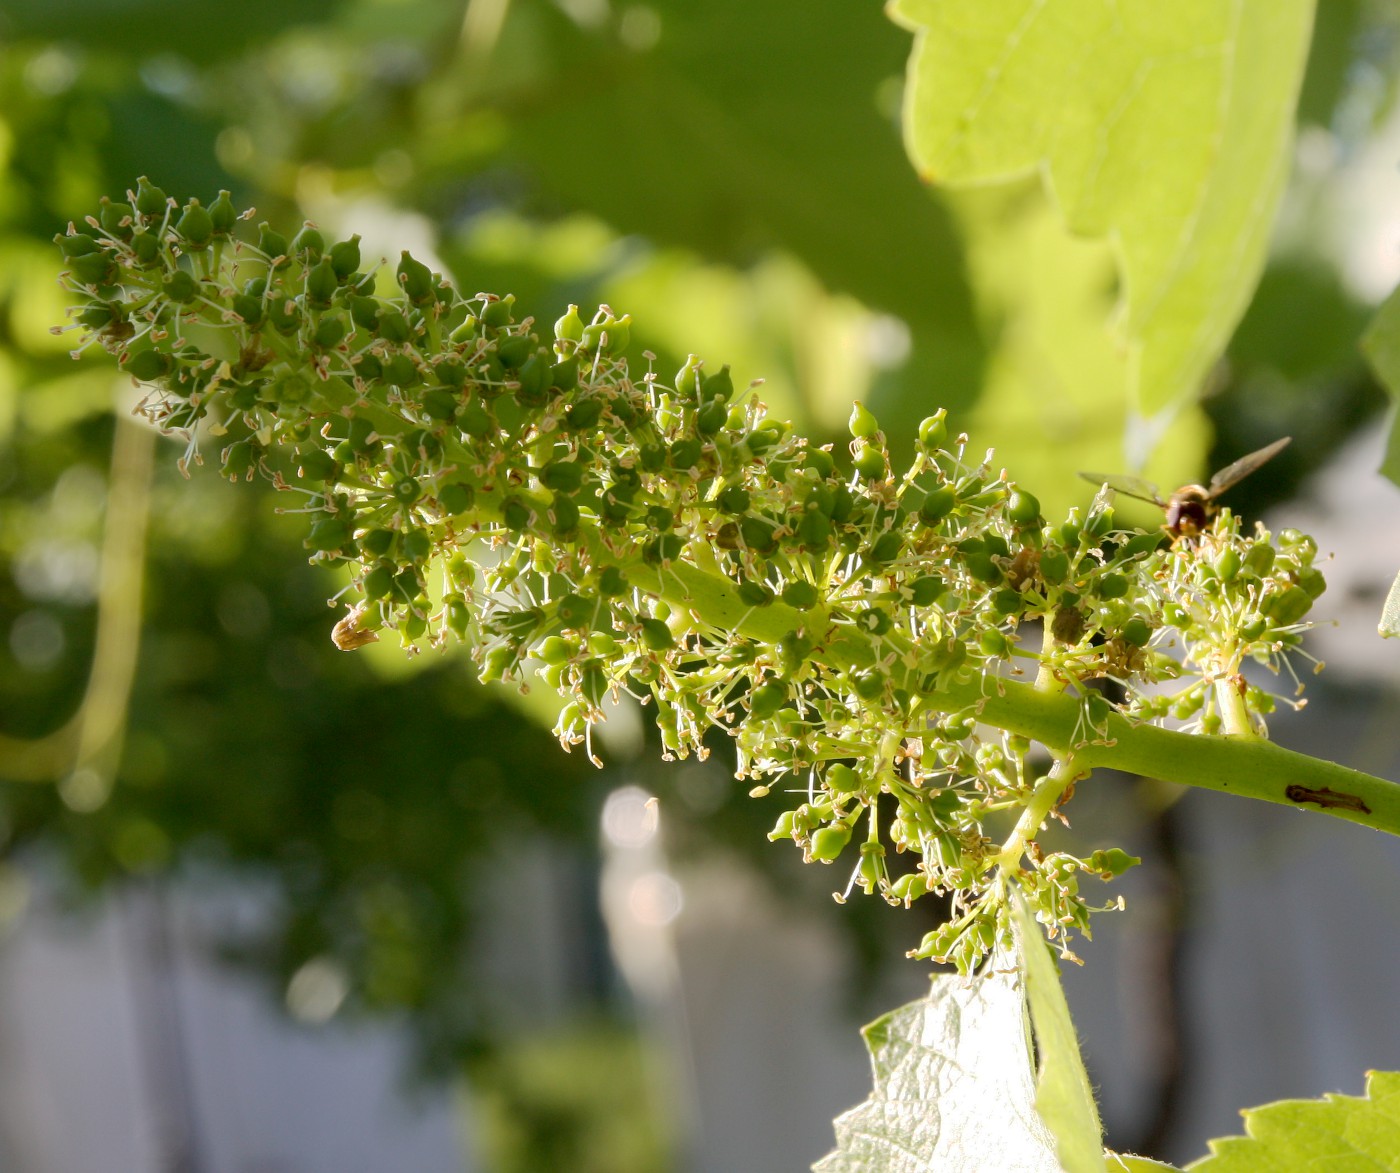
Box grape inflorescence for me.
[55,180,1328,972]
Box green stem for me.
[626,555,1400,839]
[993,753,1080,871]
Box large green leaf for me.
[491,0,986,438]
[813,971,1063,1172]
[1188,1070,1400,1171]
[1015,895,1104,1173]
[1361,289,1400,486]
[890,0,1315,447]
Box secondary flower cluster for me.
[56,180,1327,972]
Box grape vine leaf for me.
[812,969,1063,1172]
[1360,289,1400,487]
[1187,1070,1400,1171]
[814,894,1133,1173]
[889,0,1315,454]
[1107,1158,1183,1173]
[1014,894,1105,1173]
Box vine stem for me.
[628,557,1400,840]
[992,753,1082,873]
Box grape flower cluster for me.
[54,180,1329,972]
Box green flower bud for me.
[1038,548,1069,585]
[134,177,168,219]
[918,410,948,451]
[458,402,493,438]
[257,223,289,261]
[551,494,580,536]
[480,295,514,329]
[176,199,214,249]
[297,448,340,482]
[377,309,413,344]
[1243,543,1275,577]
[163,270,199,304]
[1088,848,1141,878]
[514,356,551,407]
[126,349,174,382]
[1096,573,1129,599]
[991,588,1022,615]
[232,293,264,326]
[312,311,348,350]
[674,354,702,395]
[781,581,819,610]
[291,224,324,259]
[565,398,603,431]
[554,304,584,347]
[701,364,734,404]
[748,680,787,720]
[70,251,118,286]
[343,295,379,333]
[306,258,339,307]
[1121,617,1152,647]
[599,565,628,597]
[696,399,728,436]
[979,629,1010,658]
[848,400,879,439]
[640,617,674,651]
[853,442,886,480]
[810,824,852,862]
[965,553,1002,585]
[497,334,534,369]
[57,232,100,258]
[549,357,579,392]
[329,234,361,279]
[1263,584,1311,626]
[208,190,237,236]
[602,313,631,354]
[865,531,904,568]
[826,764,860,796]
[1006,490,1040,526]
[308,516,354,552]
[501,496,533,531]
[1215,548,1242,584]
[767,810,799,842]
[669,438,702,469]
[397,251,435,304]
[401,529,432,563]
[919,485,956,524]
[267,295,301,334]
[444,594,472,639]
[99,198,135,240]
[439,482,475,515]
[421,388,459,421]
[797,510,831,550]
[130,232,160,266]
[1297,567,1327,600]
[643,533,684,564]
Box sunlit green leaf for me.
[1188,1070,1400,1171]
[891,0,1314,445]
[1361,286,1400,486]
[1015,893,1104,1173]
[813,972,1062,1172]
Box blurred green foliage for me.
[1,0,1398,1165]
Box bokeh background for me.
[3,1,1400,1169]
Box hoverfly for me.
[1079,437,1290,538]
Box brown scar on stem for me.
[1284,784,1371,815]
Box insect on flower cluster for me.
[54,179,1330,973]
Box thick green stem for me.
[993,753,1081,871]
[633,553,1400,839]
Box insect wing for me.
[1205,437,1290,498]
[1077,471,1165,507]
